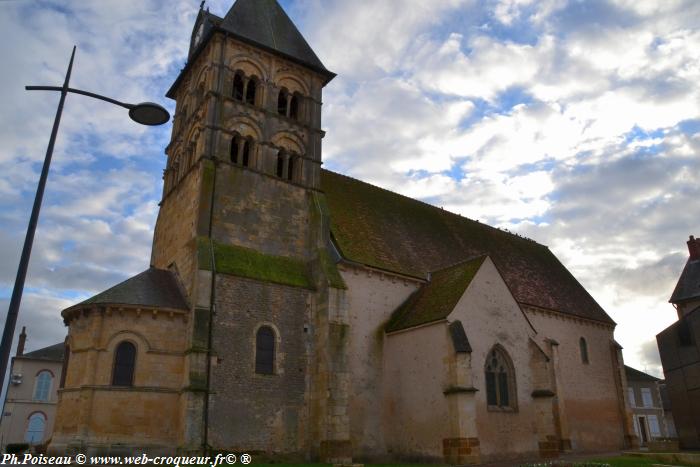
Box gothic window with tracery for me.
[485,346,516,410]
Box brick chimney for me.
[16,326,26,356]
[688,235,700,261]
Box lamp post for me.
[0,46,170,392]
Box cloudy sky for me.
[0,0,698,380]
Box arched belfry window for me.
[233,73,245,101]
[231,135,242,164]
[287,155,296,181]
[276,151,285,178]
[112,341,136,387]
[255,326,276,375]
[241,139,251,167]
[485,346,516,410]
[245,78,257,105]
[580,337,589,364]
[277,88,289,116]
[289,94,300,120]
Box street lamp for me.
[0,46,170,392]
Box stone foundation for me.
[442,437,480,465]
[539,436,560,459]
[320,440,352,464]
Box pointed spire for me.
[220,0,334,80]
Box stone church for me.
[48,0,637,463]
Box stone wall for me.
[525,306,627,452]
[207,274,312,455]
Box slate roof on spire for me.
[670,258,700,304]
[219,0,332,78]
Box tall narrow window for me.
[25,413,46,445]
[641,387,653,408]
[59,345,69,389]
[33,371,52,401]
[245,78,257,105]
[241,140,251,167]
[276,151,285,178]
[255,326,275,374]
[277,89,288,116]
[112,341,136,387]
[289,94,299,120]
[580,337,589,364]
[485,346,516,410]
[233,73,244,101]
[287,156,295,181]
[231,135,241,164]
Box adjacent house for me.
[0,327,65,450]
[624,365,675,445]
[657,235,700,449]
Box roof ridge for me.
[431,254,487,275]
[321,169,545,248]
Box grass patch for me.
[589,455,693,466]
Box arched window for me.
[485,346,516,410]
[112,341,136,387]
[33,371,52,401]
[25,413,45,445]
[231,135,241,164]
[276,151,285,178]
[287,156,295,181]
[245,78,257,105]
[241,139,251,167]
[289,94,300,120]
[255,326,276,374]
[580,337,589,364]
[233,73,245,101]
[277,88,288,116]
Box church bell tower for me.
[152,0,351,461]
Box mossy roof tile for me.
[386,257,486,332]
[321,169,614,325]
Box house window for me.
[112,341,136,387]
[641,387,653,408]
[25,413,46,445]
[33,371,52,401]
[233,73,245,101]
[579,337,589,364]
[647,414,661,438]
[485,346,516,410]
[627,387,636,407]
[255,326,276,375]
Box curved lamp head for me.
[128,102,170,126]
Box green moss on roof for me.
[386,256,486,333]
[198,237,312,289]
[321,169,614,325]
[318,248,347,289]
